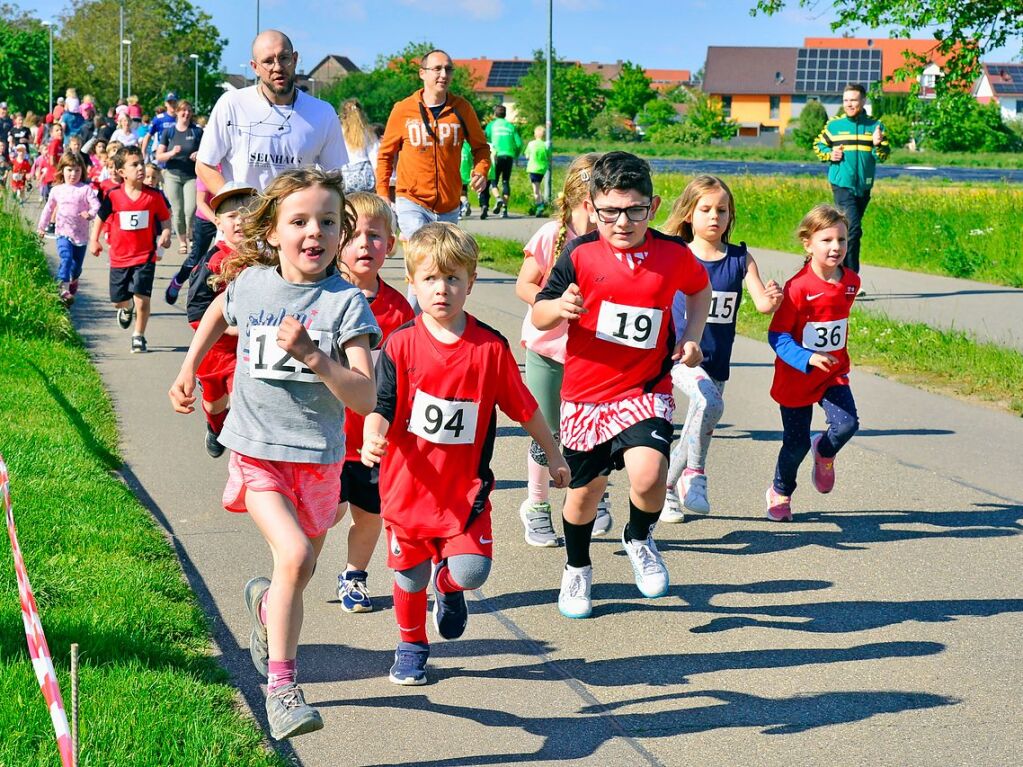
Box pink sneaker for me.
[810,434,836,494]
[766,487,793,521]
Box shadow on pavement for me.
[716,427,956,440]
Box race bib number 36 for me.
[409,390,479,445]
[595,300,662,350]
[248,325,332,382]
[118,210,150,231]
[802,318,848,352]
[707,290,739,324]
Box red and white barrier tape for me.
[2,455,74,767]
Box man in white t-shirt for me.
[196,30,346,193]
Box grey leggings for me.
[163,171,196,238]
[393,555,492,593]
[525,350,563,433]
[667,364,726,487]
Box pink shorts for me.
[385,510,494,571]
[223,453,343,538]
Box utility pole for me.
[545,0,553,204]
[119,0,125,99]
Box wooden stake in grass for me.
[71,643,79,767]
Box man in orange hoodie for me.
[376,49,490,242]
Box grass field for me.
[503,171,1023,287]
[0,201,286,766]
[475,232,1023,417]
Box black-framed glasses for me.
[422,65,454,74]
[257,53,295,70]
[593,204,651,224]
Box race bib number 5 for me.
[118,210,150,231]
[803,318,848,352]
[595,300,662,350]
[409,390,479,445]
[248,325,332,383]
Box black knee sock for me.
[563,516,595,568]
[626,499,661,542]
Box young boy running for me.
[533,151,712,618]
[90,145,171,353]
[361,222,569,685]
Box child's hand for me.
[90,241,102,257]
[158,229,171,249]
[548,454,571,489]
[277,316,319,364]
[168,372,197,413]
[79,210,91,220]
[673,340,703,367]
[764,279,783,311]
[360,433,387,467]
[558,283,586,321]
[808,352,839,372]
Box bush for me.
[922,94,1020,153]
[636,98,678,133]
[881,113,912,149]
[790,99,828,150]
[646,121,705,146]
[590,110,637,142]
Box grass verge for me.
[474,231,1023,417]
[0,201,287,766]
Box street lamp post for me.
[190,53,200,107]
[41,21,54,114]
[308,77,315,97]
[545,0,553,205]
[122,39,132,96]
[119,0,125,99]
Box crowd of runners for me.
[5,30,875,743]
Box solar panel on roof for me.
[991,64,1023,95]
[796,48,881,93]
[486,61,532,88]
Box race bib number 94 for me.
[118,210,150,231]
[707,290,739,325]
[802,318,848,352]
[409,390,479,445]
[248,325,332,383]
[595,300,663,350]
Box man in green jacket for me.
[485,104,523,218]
[814,83,890,278]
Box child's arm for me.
[169,293,230,413]
[673,283,712,367]
[275,317,377,415]
[37,194,57,235]
[744,255,783,314]
[360,413,390,467]
[89,216,104,256]
[515,254,546,305]
[520,409,570,488]
[84,186,100,220]
[195,188,215,222]
[157,218,171,250]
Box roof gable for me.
[703,47,798,94]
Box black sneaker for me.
[165,276,182,305]
[130,335,147,353]
[480,207,488,220]
[117,306,134,329]
[501,208,509,219]
[431,560,467,640]
[493,199,504,215]
[205,424,225,458]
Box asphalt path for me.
[42,207,1023,766]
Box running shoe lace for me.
[276,688,303,710]
[565,572,587,598]
[635,542,661,575]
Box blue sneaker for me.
[432,560,468,639]
[389,641,429,685]
[337,569,373,613]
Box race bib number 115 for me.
[249,325,332,383]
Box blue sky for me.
[29,0,1023,77]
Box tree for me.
[319,41,489,124]
[0,5,48,113]
[607,61,656,120]
[509,49,604,139]
[922,93,1019,152]
[54,0,225,114]
[790,98,828,149]
[636,98,678,132]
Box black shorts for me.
[529,172,545,184]
[494,155,514,189]
[339,460,380,515]
[109,261,156,302]
[563,417,673,489]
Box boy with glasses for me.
[532,151,712,619]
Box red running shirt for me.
[769,262,860,407]
[343,278,414,463]
[374,314,538,538]
[97,184,170,268]
[536,229,709,404]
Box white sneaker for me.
[681,470,711,515]
[592,492,613,536]
[621,526,669,598]
[558,565,593,619]
[660,488,685,523]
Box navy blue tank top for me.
[671,242,748,382]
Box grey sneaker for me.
[660,487,685,524]
[244,577,270,677]
[266,683,323,740]
[592,492,613,536]
[622,525,669,598]
[519,499,559,547]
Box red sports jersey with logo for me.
[374,314,538,538]
[96,184,170,268]
[343,279,414,463]
[8,159,30,190]
[769,263,860,407]
[536,229,708,404]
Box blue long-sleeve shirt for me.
[769,331,812,373]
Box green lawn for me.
[474,230,1023,417]
[0,201,286,766]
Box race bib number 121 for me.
[248,325,332,383]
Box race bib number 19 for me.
[118,210,150,231]
[409,390,478,445]
[249,325,332,382]
[802,318,848,352]
[595,300,662,350]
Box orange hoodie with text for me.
[376,90,491,215]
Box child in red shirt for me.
[8,145,31,204]
[361,222,568,686]
[766,204,861,521]
[89,145,171,353]
[334,193,414,615]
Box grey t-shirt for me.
[220,265,381,463]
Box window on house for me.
[1016,99,1023,114]
[770,95,780,119]
[921,73,936,88]
[721,95,732,118]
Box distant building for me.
[803,37,952,98]
[305,55,362,88]
[974,63,1023,119]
